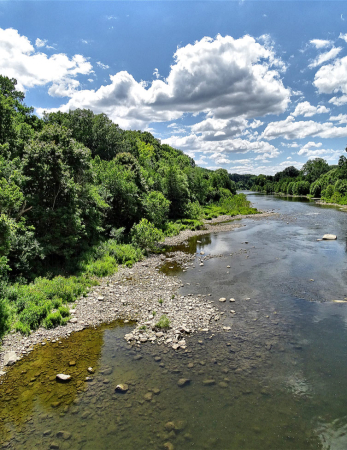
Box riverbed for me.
[1,192,347,449]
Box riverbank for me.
[0,211,274,374]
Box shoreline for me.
[0,211,274,375]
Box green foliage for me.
[204,193,257,219]
[43,311,64,329]
[301,158,330,183]
[143,191,170,228]
[58,305,70,318]
[155,314,170,329]
[131,219,164,252]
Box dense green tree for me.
[301,158,330,183]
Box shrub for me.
[155,314,170,329]
[131,219,164,252]
[43,311,63,329]
[58,305,70,318]
[83,255,118,277]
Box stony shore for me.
[0,211,275,375]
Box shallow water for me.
[1,193,347,449]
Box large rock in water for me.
[56,374,71,382]
[323,234,337,240]
[4,351,17,366]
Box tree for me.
[301,158,329,183]
[22,124,106,258]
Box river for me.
[1,193,347,450]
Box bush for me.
[58,305,70,318]
[131,219,164,252]
[155,315,170,329]
[43,311,63,329]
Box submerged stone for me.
[115,384,129,393]
[177,378,191,387]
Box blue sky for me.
[2,1,347,174]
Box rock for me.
[134,355,143,361]
[0,371,6,376]
[322,234,337,240]
[56,374,71,382]
[69,361,76,366]
[87,367,94,374]
[49,443,60,449]
[229,298,235,302]
[97,296,105,301]
[177,378,191,387]
[144,392,153,401]
[218,382,228,388]
[223,326,231,331]
[164,442,174,450]
[203,379,216,386]
[227,265,231,268]
[199,263,204,266]
[165,422,176,432]
[4,351,17,366]
[85,377,93,382]
[69,318,78,324]
[115,384,129,393]
[56,431,71,440]
[219,298,226,302]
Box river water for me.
[1,193,347,450]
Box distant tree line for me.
[250,156,347,204]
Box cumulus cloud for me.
[292,101,329,117]
[314,55,347,102]
[329,95,347,106]
[163,133,280,165]
[0,27,92,94]
[329,113,347,124]
[308,47,342,68]
[298,142,341,159]
[339,33,347,42]
[40,34,290,129]
[310,39,333,49]
[262,115,347,140]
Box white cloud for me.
[262,115,347,140]
[35,38,47,48]
[292,101,329,117]
[310,39,333,49]
[314,55,347,99]
[163,133,280,163]
[339,33,347,42]
[329,95,347,106]
[153,68,160,79]
[96,61,110,70]
[308,47,342,68]
[298,142,342,159]
[40,34,290,129]
[329,113,347,124]
[0,27,92,94]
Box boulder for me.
[4,352,17,366]
[322,234,337,240]
[115,384,128,393]
[56,374,71,382]
[177,378,191,388]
